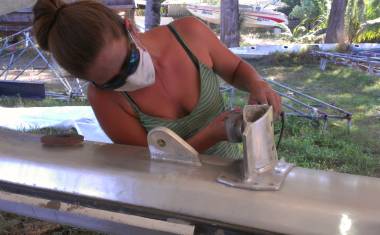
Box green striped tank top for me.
[124,24,241,160]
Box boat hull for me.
[186,4,288,29]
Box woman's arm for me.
[87,85,148,146]
[186,111,231,152]
[88,85,230,152]
[176,17,282,117]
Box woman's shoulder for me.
[170,16,208,35]
[87,83,112,104]
[169,17,216,52]
[172,16,201,26]
[87,84,136,116]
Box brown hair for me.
[33,0,125,78]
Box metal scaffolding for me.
[220,79,352,131]
[0,27,86,98]
[312,50,380,76]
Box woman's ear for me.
[125,18,139,34]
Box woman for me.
[32,0,281,159]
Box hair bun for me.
[33,0,67,51]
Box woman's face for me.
[85,36,129,86]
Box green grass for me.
[223,54,379,177]
[244,55,380,177]
[277,117,379,176]
[0,95,88,107]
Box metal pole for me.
[266,78,352,115]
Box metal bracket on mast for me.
[147,127,202,166]
[218,105,294,191]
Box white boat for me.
[186,3,289,31]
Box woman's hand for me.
[248,80,282,118]
[186,110,240,153]
[204,109,241,142]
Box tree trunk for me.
[346,0,365,42]
[220,0,240,48]
[145,0,161,31]
[325,0,347,44]
[357,0,365,23]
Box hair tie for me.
[46,5,67,38]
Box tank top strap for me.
[167,24,199,68]
[123,92,141,115]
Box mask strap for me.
[124,19,148,51]
[126,29,148,52]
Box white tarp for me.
[0,106,112,143]
[0,0,37,16]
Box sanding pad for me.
[40,134,84,147]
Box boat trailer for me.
[0,105,379,234]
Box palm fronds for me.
[354,17,380,42]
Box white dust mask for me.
[114,32,156,92]
[115,48,155,92]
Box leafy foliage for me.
[289,0,329,20]
[365,0,380,20]
[202,0,220,4]
[347,0,380,42]
[288,0,379,42]
[278,0,301,15]
[354,18,380,42]
[293,14,328,38]
[346,0,365,42]
[290,0,330,39]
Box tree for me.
[290,0,326,20]
[279,0,301,16]
[325,0,347,43]
[220,0,240,48]
[346,0,365,42]
[353,0,380,42]
[365,0,380,20]
[145,0,161,31]
[289,0,330,38]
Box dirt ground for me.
[0,48,87,96]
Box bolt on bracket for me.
[148,127,202,166]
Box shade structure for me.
[0,0,37,17]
